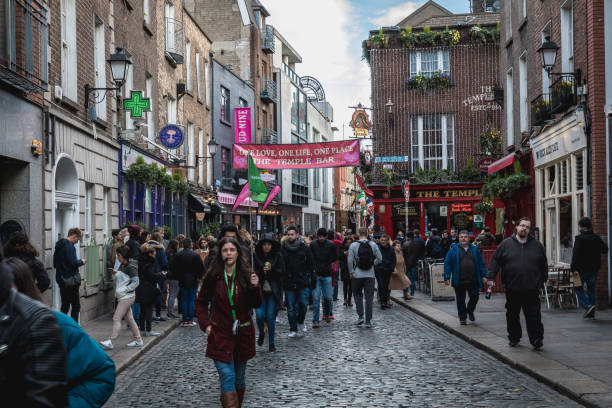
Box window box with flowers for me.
[470,23,500,44]
[480,128,501,155]
[532,98,552,125]
[551,78,575,113]
[406,71,452,91]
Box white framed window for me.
[522,0,527,19]
[143,0,151,25]
[561,1,574,73]
[187,123,195,181]
[410,114,455,172]
[85,183,95,239]
[61,0,77,101]
[198,129,204,185]
[165,2,175,53]
[185,40,192,91]
[506,0,513,39]
[541,23,552,94]
[124,64,134,129]
[220,86,230,122]
[506,68,514,146]
[93,15,106,120]
[195,52,202,100]
[206,134,213,186]
[204,59,211,107]
[145,76,154,140]
[103,187,111,243]
[166,97,177,156]
[519,52,528,132]
[410,50,450,78]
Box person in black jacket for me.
[571,217,609,318]
[254,233,285,352]
[487,217,547,350]
[339,237,354,307]
[3,231,49,293]
[280,226,314,337]
[170,238,204,327]
[375,234,396,309]
[53,227,86,322]
[309,227,338,326]
[136,243,167,336]
[0,256,68,407]
[125,225,143,259]
[402,231,419,299]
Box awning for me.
[188,193,211,212]
[487,153,516,175]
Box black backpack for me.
[357,241,375,270]
[431,239,442,259]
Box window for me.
[187,123,194,181]
[143,0,151,25]
[541,24,552,94]
[85,183,95,239]
[561,1,574,73]
[166,97,177,155]
[195,52,202,100]
[61,0,77,101]
[312,130,321,200]
[522,0,527,19]
[220,86,230,123]
[165,2,175,53]
[253,10,261,29]
[410,114,455,172]
[506,0,512,39]
[506,68,514,145]
[146,76,154,140]
[125,63,134,129]
[221,147,231,179]
[204,60,211,107]
[519,53,528,132]
[239,98,248,107]
[206,134,213,186]
[185,40,192,91]
[410,51,450,78]
[103,187,111,244]
[198,129,204,185]
[93,16,106,120]
[291,111,309,205]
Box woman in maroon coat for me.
[196,237,262,408]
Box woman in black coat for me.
[339,237,353,307]
[253,233,285,352]
[136,244,166,336]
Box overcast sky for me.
[265,0,470,140]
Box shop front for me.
[372,184,485,239]
[532,114,587,265]
[217,191,259,230]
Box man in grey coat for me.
[348,227,382,328]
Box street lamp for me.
[207,137,219,157]
[538,37,558,73]
[85,48,132,110]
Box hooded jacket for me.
[280,237,315,290]
[570,230,609,277]
[53,238,83,285]
[115,259,139,300]
[254,238,285,304]
[309,238,338,278]
[487,235,548,291]
[135,253,163,304]
[170,248,205,288]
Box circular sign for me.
[159,125,184,149]
[477,157,495,172]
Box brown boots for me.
[220,391,238,408]
[220,389,245,408]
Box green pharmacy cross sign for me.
[123,90,150,118]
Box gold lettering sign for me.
[412,189,480,199]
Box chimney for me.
[471,0,485,13]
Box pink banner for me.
[232,183,251,211]
[262,185,281,210]
[234,107,251,144]
[233,140,360,170]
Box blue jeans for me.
[575,274,597,309]
[256,294,279,345]
[312,276,333,322]
[454,284,479,320]
[180,287,197,322]
[285,288,309,331]
[406,266,417,296]
[214,358,247,393]
[131,302,140,322]
[155,276,167,317]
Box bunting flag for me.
[232,182,251,211]
[262,185,281,210]
[248,155,268,202]
[356,174,374,197]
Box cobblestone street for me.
[106,294,582,407]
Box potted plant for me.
[553,79,574,108]
[475,198,494,215]
[440,25,460,46]
[479,128,502,155]
[381,168,397,196]
[470,24,489,44]
[417,26,437,46]
[535,99,551,123]
[401,26,418,48]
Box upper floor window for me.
[143,0,151,25]
[561,1,574,73]
[410,50,449,78]
[410,114,455,172]
[61,0,77,101]
[239,98,248,107]
[220,86,230,123]
[290,84,307,138]
[204,60,211,107]
[195,52,202,100]
[93,15,106,120]
[185,40,192,91]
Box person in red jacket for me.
[196,238,262,408]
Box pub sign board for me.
[373,187,482,200]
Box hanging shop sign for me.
[350,109,370,137]
[364,151,372,166]
[451,203,473,213]
[234,107,252,144]
[531,116,586,167]
[159,125,184,149]
[477,157,495,171]
[392,203,418,217]
[374,156,409,163]
[474,214,484,229]
[233,140,360,169]
[123,90,151,118]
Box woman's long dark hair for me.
[4,231,39,258]
[205,238,251,288]
[166,239,179,256]
[6,257,44,302]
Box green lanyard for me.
[224,269,237,321]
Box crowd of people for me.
[0,214,607,407]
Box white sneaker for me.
[298,323,307,332]
[144,331,161,337]
[288,331,297,338]
[126,340,144,347]
[276,316,280,323]
[100,339,113,350]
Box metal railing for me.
[262,25,275,54]
[260,78,277,103]
[550,73,576,113]
[0,0,48,92]
[283,63,301,87]
[531,93,551,126]
[261,128,278,144]
[165,17,184,64]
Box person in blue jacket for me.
[10,256,116,407]
[443,230,488,325]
